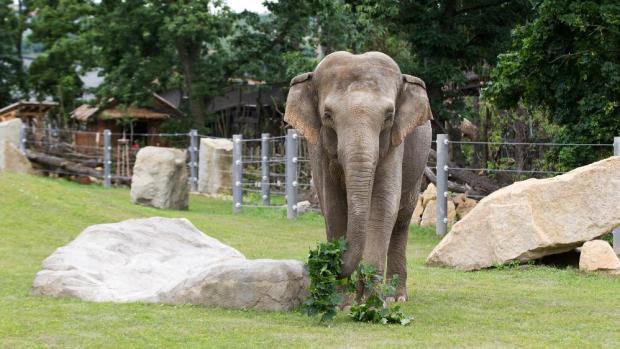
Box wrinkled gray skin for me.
[284,51,432,301]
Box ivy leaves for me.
[301,239,412,325]
[349,264,413,326]
[301,238,347,322]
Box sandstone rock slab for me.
[0,118,22,148]
[453,194,477,220]
[32,217,308,311]
[421,183,436,207]
[198,138,233,194]
[130,146,189,210]
[427,157,620,270]
[579,240,620,272]
[420,199,456,227]
[0,119,29,173]
[0,141,32,174]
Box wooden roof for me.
[0,101,58,121]
[71,94,182,123]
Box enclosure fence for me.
[17,124,620,249]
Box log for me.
[428,149,501,194]
[27,150,102,178]
[424,167,482,196]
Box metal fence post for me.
[103,129,111,188]
[232,134,243,213]
[614,137,620,254]
[261,133,270,206]
[19,123,27,154]
[189,129,199,192]
[285,129,299,219]
[436,134,449,236]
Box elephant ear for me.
[284,72,320,145]
[392,74,434,146]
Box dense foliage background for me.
[1,0,618,171]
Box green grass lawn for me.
[1,173,619,348]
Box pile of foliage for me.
[301,238,412,325]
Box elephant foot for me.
[338,291,354,311]
[385,295,407,304]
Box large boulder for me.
[427,157,620,270]
[0,118,22,148]
[420,199,456,227]
[579,240,620,272]
[421,183,437,207]
[198,138,233,194]
[0,118,31,173]
[453,194,477,220]
[130,147,189,210]
[32,217,308,311]
[0,141,32,174]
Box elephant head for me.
[284,51,432,277]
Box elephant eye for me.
[384,110,394,121]
[323,110,332,121]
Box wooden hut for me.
[0,100,58,124]
[71,94,182,151]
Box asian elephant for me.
[284,51,433,301]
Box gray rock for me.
[130,147,189,210]
[427,157,620,270]
[0,141,32,174]
[198,138,233,194]
[32,217,309,311]
[0,119,30,173]
[296,200,312,215]
[0,118,22,149]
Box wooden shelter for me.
[0,101,58,124]
[71,94,182,151]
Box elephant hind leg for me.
[386,203,415,301]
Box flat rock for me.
[0,119,30,173]
[0,141,32,174]
[420,199,456,227]
[421,183,436,207]
[579,240,620,272]
[0,118,22,148]
[32,217,308,311]
[427,157,620,270]
[130,147,189,210]
[198,138,233,194]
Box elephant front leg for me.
[359,147,403,301]
[386,203,414,302]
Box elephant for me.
[284,51,433,302]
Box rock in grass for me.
[427,157,620,270]
[0,118,32,174]
[130,147,189,210]
[579,240,620,272]
[198,138,233,194]
[32,217,308,311]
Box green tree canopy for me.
[488,0,620,166]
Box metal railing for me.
[231,129,314,219]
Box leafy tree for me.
[0,0,19,106]
[28,0,95,120]
[362,0,533,125]
[488,0,620,167]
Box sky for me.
[226,0,269,14]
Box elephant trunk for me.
[339,135,378,277]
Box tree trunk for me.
[175,39,207,130]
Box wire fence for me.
[19,124,317,217]
[432,133,619,236]
[18,124,619,226]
